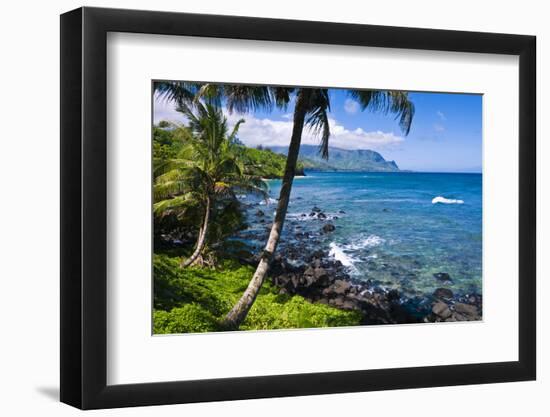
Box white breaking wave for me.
[328,242,357,268]
[259,198,277,205]
[287,212,341,221]
[329,235,384,270]
[347,235,385,250]
[432,196,464,205]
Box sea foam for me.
[349,235,384,250]
[259,198,278,205]
[432,196,464,205]
[328,242,357,268]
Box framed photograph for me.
[60,6,536,409]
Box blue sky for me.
[154,88,482,173]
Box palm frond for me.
[153,158,195,178]
[194,84,223,107]
[228,118,245,144]
[223,85,274,114]
[153,181,188,201]
[304,89,331,159]
[154,81,202,105]
[153,193,199,216]
[347,90,415,135]
[270,87,295,111]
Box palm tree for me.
[154,82,415,328]
[153,101,268,267]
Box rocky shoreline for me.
[236,201,483,325]
[264,249,482,325]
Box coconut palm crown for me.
[154,101,268,267]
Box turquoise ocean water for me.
[238,171,482,299]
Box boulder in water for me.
[322,223,336,233]
[433,272,452,282]
[433,287,454,299]
[454,302,480,319]
[387,289,400,301]
[432,301,452,319]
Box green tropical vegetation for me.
[153,255,361,333]
[154,102,270,267]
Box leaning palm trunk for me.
[181,196,211,268]
[222,91,311,329]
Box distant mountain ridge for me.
[268,144,400,172]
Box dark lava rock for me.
[387,289,400,301]
[331,279,352,295]
[255,209,265,217]
[317,212,327,220]
[382,208,390,212]
[338,210,346,214]
[466,293,482,306]
[342,299,358,310]
[322,223,336,233]
[312,206,322,213]
[303,266,332,288]
[308,250,326,262]
[454,302,479,318]
[432,301,452,319]
[331,296,347,308]
[433,287,454,300]
[433,272,452,282]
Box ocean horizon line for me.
[302,169,482,175]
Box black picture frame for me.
[60,6,536,410]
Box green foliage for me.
[241,292,362,331]
[154,305,218,333]
[237,145,305,178]
[153,255,362,334]
[153,126,181,161]
[152,105,268,256]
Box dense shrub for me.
[154,304,218,334]
[153,255,362,334]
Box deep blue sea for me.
[237,171,482,299]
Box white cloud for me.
[226,112,404,151]
[344,98,359,114]
[433,123,445,132]
[153,97,404,151]
[434,111,446,132]
[153,96,185,124]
